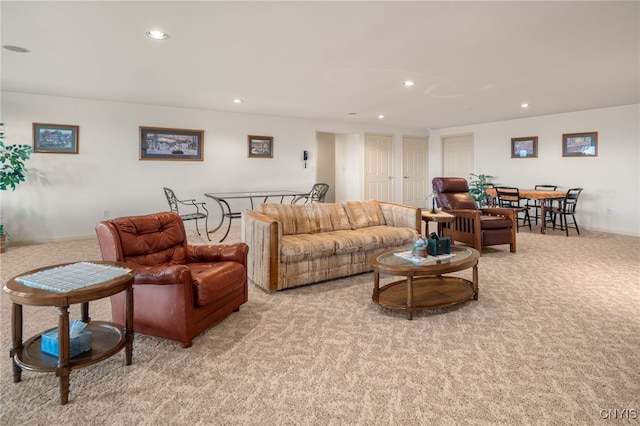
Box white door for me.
[402,135,428,208]
[364,133,393,201]
[442,133,474,179]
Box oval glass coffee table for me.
[369,246,480,320]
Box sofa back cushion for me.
[306,203,351,232]
[344,200,386,229]
[257,204,315,235]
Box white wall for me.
[0,92,422,243]
[315,132,336,203]
[334,133,363,202]
[428,104,640,236]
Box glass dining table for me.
[204,190,308,241]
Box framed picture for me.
[562,132,598,157]
[248,135,273,158]
[511,136,538,158]
[33,123,79,154]
[140,126,204,161]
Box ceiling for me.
[2,1,639,130]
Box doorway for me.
[364,133,394,202]
[442,133,474,179]
[402,135,428,208]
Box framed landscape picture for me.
[33,123,79,154]
[562,132,598,157]
[248,135,273,158]
[140,126,204,161]
[511,136,538,158]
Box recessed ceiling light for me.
[233,98,243,103]
[378,114,385,119]
[3,45,30,53]
[521,103,529,108]
[403,80,416,87]
[146,30,168,40]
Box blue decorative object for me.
[41,329,92,358]
[427,237,451,256]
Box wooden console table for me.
[3,261,135,405]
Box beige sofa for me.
[241,200,421,292]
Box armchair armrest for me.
[241,209,281,292]
[441,209,482,252]
[378,201,421,233]
[446,209,482,220]
[187,243,249,265]
[133,264,192,285]
[480,207,516,220]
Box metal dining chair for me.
[163,187,210,241]
[292,183,330,204]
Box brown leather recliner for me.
[95,211,248,347]
[432,177,517,254]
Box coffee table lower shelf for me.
[375,276,475,318]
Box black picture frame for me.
[511,136,538,158]
[562,132,598,157]
[140,126,204,161]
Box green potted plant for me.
[468,173,493,208]
[0,123,33,251]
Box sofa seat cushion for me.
[480,215,513,229]
[365,225,417,246]
[280,226,418,263]
[191,262,246,307]
[324,229,381,254]
[280,234,338,263]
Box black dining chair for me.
[163,187,210,241]
[483,183,497,207]
[495,186,532,231]
[527,184,558,224]
[550,188,583,236]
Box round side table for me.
[3,261,135,405]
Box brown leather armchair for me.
[432,177,517,254]
[95,211,248,347]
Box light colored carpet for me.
[1,223,639,425]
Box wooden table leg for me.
[57,306,71,405]
[473,264,479,300]
[10,302,23,383]
[406,275,414,320]
[80,302,90,323]
[124,285,134,365]
[372,271,380,303]
[541,199,548,234]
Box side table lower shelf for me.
[15,321,127,372]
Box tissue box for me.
[427,237,451,256]
[41,329,92,358]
